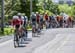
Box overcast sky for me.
[52,0,59,3]
[52,0,74,3]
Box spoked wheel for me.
[32,28,36,37]
[14,35,16,48]
[32,32,35,37]
[37,25,41,35]
[14,34,20,48]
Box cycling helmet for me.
[13,16,18,19]
[32,12,35,15]
[17,13,21,16]
[36,12,38,14]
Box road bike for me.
[14,27,27,48]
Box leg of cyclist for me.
[14,24,21,47]
[32,22,36,37]
[22,27,28,41]
[15,25,20,41]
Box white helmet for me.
[36,12,38,14]
[13,16,18,19]
[17,13,21,16]
[31,12,34,15]
[34,14,36,16]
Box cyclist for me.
[12,15,23,41]
[40,14,43,30]
[44,13,49,29]
[17,13,28,40]
[36,12,40,24]
[23,14,28,27]
[36,12,41,33]
[31,12,37,36]
[31,12,36,27]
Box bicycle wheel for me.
[14,33,20,48]
[14,35,17,48]
[32,29,36,37]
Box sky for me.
[52,0,74,2]
[38,0,74,2]
[52,0,74,3]
[52,0,59,3]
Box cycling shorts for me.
[15,24,20,29]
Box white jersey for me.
[24,16,28,22]
[63,14,69,21]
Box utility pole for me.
[30,0,32,16]
[30,0,32,21]
[43,0,46,12]
[1,0,4,34]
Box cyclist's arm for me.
[19,19,24,29]
[11,20,15,30]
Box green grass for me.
[0,26,32,36]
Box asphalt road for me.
[33,31,75,53]
[0,28,75,53]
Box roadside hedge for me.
[0,25,32,36]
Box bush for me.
[0,25,32,36]
[0,27,14,36]
[4,27,14,35]
[27,24,32,30]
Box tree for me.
[32,0,39,12]
[71,5,75,18]
[46,0,60,14]
[4,0,19,20]
[20,0,40,19]
[0,0,1,16]
[20,0,30,18]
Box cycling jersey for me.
[31,15,36,22]
[12,16,23,29]
[44,14,48,21]
[36,14,40,23]
[40,15,43,23]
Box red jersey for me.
[45,14,48,20]
[12,19,23,26]
[56,16,63,22]
[36,14,40,23]
[68,17,72,22]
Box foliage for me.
[20,0,30,18]
[0,27,14,35]
[71,5,75,18]
[0,0,2,16]
[32,0,39,12]
[58,4,71,14]
[1,0,75,21]
[58,4,75,18]
[0,25,32,36]
[42,0,60,14]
